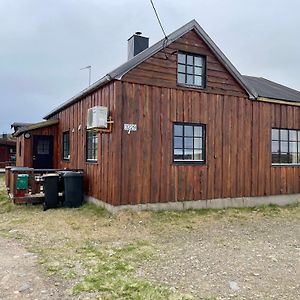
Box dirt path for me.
[0,236,70,300]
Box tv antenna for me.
[80,65,92,86]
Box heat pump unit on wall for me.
[87,106,108,129]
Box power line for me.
[149,0,167,39]
[149,0,169,59]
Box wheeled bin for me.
[43,174,60,210]
[61,171,84,208]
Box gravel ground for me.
[139,215,300,299]
[0,237,70,300]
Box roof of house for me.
[13,119,59,137]
[0,136,16,146]
[11,122,34,128]
[44,19,258,119]
[11,122,34,134]
[44,20,300,119]
[242,76,300,103]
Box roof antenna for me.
[149,0,169,59]
[80,65,92,86]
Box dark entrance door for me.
[32,135,54,169]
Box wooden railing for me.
[5,167,83,204]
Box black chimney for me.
[128,32,149,60]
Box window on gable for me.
[62,131,70,160]
[272,128,300,165]
[177,52,206,88]
[173,123,206,163]
[86,130,98,162]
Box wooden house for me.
[0,134,16,168]
[14,20,300,211]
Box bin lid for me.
[57,170,73,175]
[17,174,29,178]
[42,173,59,178]
[62,171,84,177]
[34,169,60,172]
[11,167,34,171]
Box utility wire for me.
[150,0,167,39]
[149,0,169,59]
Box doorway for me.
[32,135,54,169]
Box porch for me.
[5,167,82,205]
[13,119,59,169]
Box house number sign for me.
[124,123,137,134]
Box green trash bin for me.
[16,174,29,190]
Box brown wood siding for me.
[17,85,300,206]
[118,82,300,205]
[51,81,122,206]
[16,136,24,166]
[16,126,58,168]
[31,80,300,206]
[0,145,15,163]
[122,30,247,98]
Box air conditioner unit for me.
[87,106,108,129]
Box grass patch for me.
[151,203,300,223]
[0,175,299,299]
[81,202,112,218]
[0,182,14,214]
[73,241,192,299]
[0,183,192,299]
[0,197,14,213]
[73,241,169,298]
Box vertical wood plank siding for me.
[52,82,122,205]
[118,82,300,205]
[17,81,300,205]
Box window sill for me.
[177,83,205,90]
[62,159,70,162]
[272,163,300,167]
[86,160,98,164]
[173,160,206,165]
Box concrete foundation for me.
[85,193,300,214]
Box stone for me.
[19,283,31,292]
[229,281,240,291]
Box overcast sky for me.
[1,0,299,133]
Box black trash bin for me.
[43,174,60,210]
[62,171,84,208]
[56,171,72,202]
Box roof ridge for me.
[44,19,258,119]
